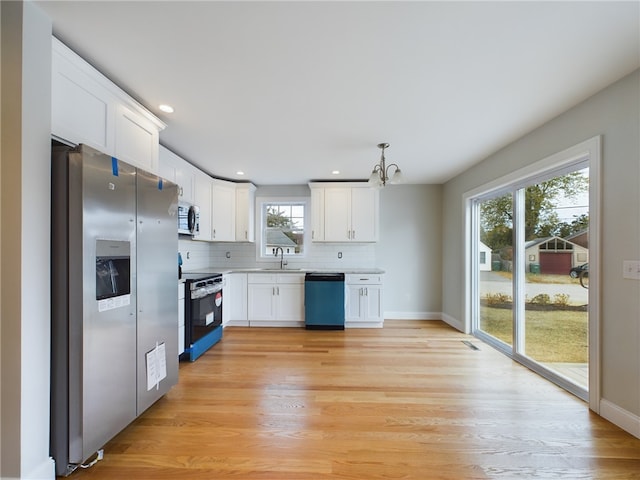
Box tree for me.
[480,172,588,250]
[266,206,292,228]
[555,213,589,238]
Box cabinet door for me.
[226,273,248,323]
[211,181,236,241]
[176,162,196,205]
[193,171,212,241]
[276,283,304,323]
[248,284,277,321]
[346,285,364,322]
[324,188,351,241]
[364,285,383,323]
[114,104,160,174]
[235,184,256,242]
[52,44,111,154]
[158,146,177,184]
[350,188,378,242]
[310,187,325,241]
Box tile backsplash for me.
[178,238,376,272]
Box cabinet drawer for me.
[345,274,383,285]
[248,273,305,284]
[248,273,278,284]
[277,273,304,284]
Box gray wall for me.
[180,183,445,319]
[1,1,56,478]
[442,70,640,422]
[376,184,443,317]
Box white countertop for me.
[184,267,384,275]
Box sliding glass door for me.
[478,192,514,351]
[473,165,590,398]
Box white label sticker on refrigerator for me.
[206,311,214,326]
[98,294,131,312]
[146,342,168,391]
[146,348,158,391]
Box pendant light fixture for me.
[368,143,403,188]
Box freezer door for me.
[74,145,138,465]
[135,169,179,414]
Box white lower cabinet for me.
[223,273,248,326]
[247,273,304,327]
[345,274,384,328]
[178,282,185,356]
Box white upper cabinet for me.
[310,187,325,241]
[113,104,160,173]
[349,187,378,241]
[158,145,196,204]
[52,44,111,154]
[193,170,213,242]
[211,179,236,242]
[235,183,256,242]
[51,38,165,174]
[309,183,379,242]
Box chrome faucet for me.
[274,246,286,269]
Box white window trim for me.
[255,196,310,263]
[462,135,601,412]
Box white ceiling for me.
[36,1,639,185]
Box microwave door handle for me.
[188,207,196,234]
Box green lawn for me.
[480,306,588,363]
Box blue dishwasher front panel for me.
[304,273,345,330]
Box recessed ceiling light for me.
[332,170,340,175]
[158,104,174,113]
[236,171,245,176]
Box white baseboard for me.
[600,398,640,439]
[440,312,465,332]
[13,456,56,480]
[383,312,441,320]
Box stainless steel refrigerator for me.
[51,144,179,476]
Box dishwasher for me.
[304,272,345,330]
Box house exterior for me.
[265,230,299,255]
[478,241,492,272]
[524,236,589,274]
[566,229,589,249]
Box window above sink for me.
[259,199,308,260]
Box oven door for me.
[188,283,222,345]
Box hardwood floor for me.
[69,320,640,479]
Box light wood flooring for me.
[68,320,640,479]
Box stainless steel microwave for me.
[178,203,200,236]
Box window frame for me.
[256,196,309,263]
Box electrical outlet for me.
[622,260,640,280]
[338,252,342,259]
[226,251,231,259]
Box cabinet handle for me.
[245,231,248,240]
[352,230,355,240]
[213,228,216,239]
[347,230,351,240]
